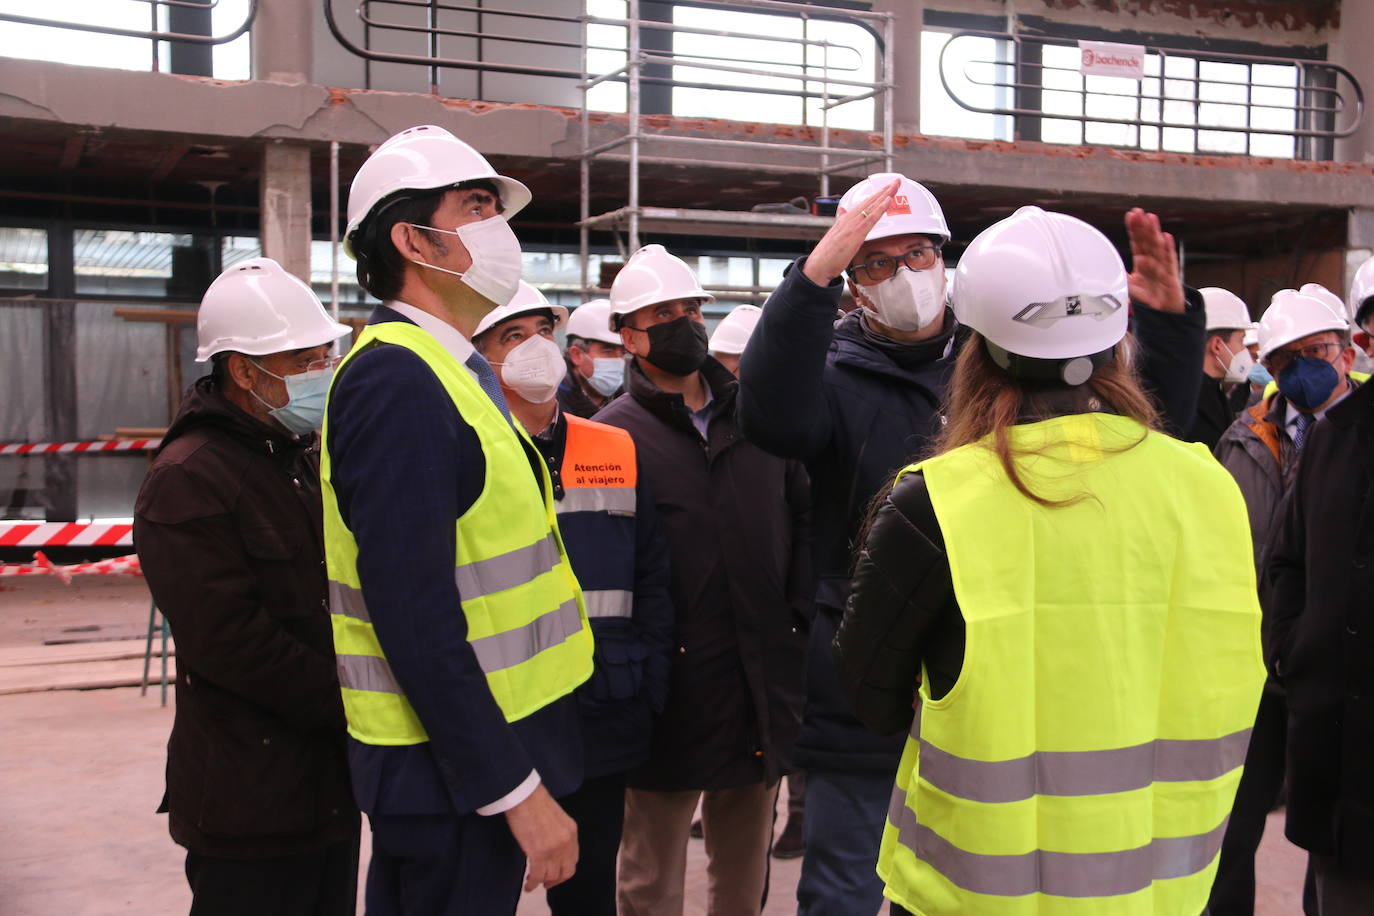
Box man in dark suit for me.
[324,125,593,914]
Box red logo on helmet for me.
[887,195,911,216]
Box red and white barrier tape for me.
[0,551,142,582]
[0,439,161,455]
[0,521,133,548]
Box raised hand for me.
[1124,207,1184,313]
[803,178,902,287]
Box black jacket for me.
[737,260,1206,771]
[1184,373,1250,451]
[1266,379,1374,868]
[593,357,812,790]
[834,471,960,736]
[134,377,358,858]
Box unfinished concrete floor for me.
[0,577,1307,915]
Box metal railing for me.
[577,0,893,280]
[0,0,257,72]
[938,30,1362,159]
[323,0,895,296]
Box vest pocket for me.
[584,623,644,703]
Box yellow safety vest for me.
[879,413,1265,916]
[320,321,593,745]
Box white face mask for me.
[1216,340,1256,384]
[860,268,945,332]
[490,334,566,404]
[585,357,625,397]
[408,217,523,308]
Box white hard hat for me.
[196,258,350,362]
[837,172,949,244]
[344,124,531,258]
[1348,256,1374,328]
[709,304,762,354]
[953,206,1128,383]
[608,245,714,329]
[472,280,568,338]
[1200,287,1251,331]
[1257,288,1349,362]
[565,299,622,345]
[1298,283,1347,323]
[1243,323,1259,348]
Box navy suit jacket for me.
[327,306,582,817]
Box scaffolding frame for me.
[575,0,895,298]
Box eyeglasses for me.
[845,245,943,285]
[1265,341,1342,373]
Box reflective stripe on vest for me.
[454,533,560,601]
[582,588,633,619]
[889,800,1229,899]
[321,320,593,744]
[916,728,1252,804]
[877,413,1265,915]
[554,414,637,623]
[559,487,636,515]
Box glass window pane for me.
[309,240,375,311]
[0,227,49,291]
[74,229,216,299]
[922,31,1011,141]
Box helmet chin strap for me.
[984,340,1117,387]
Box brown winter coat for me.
[134,376,357,858]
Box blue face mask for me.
[1247,362,1273,388]
[586,357,625,397]
[251,362,335,435]
[1277,356,1339,411]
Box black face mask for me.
[641,316,709,376]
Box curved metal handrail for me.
[0,0,256,46]
[936,29,1364,151]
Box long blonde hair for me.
[932,331,1161,507]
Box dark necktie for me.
[1293,411,1314,451]
[464,351,513,423]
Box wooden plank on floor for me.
[0,657,176,695]
[0,640,175,669]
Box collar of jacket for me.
[1239,378,1364,464]
[159,374,315,460]
[626,353,738,439]
[1318,375,1373,430]
[832,309,961,384]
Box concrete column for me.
[872,0,922,134]
[1332,1,1374,166]
[251,0,314,84]
[259,141,313,283]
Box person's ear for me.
[225,353,258,393]
[390,222,430,262]
[1339,345,1358,375]
[620,326,644,357]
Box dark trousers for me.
[547,771,627,916]
[796,767,891,916]
[365,812,525,916]
[184,834,359,916]
[1311,854,1374,915]
[784,769,807,826]
[1208,689,1318,916]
